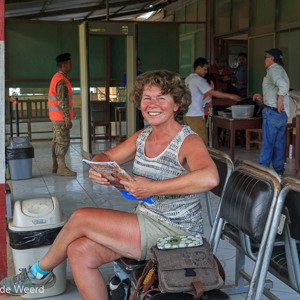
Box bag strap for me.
[142,273,157,293]
[129,260,154,300]
[214,255,226,287]
[191,281,205,298]
[188,255,226,297]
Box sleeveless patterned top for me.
[133,125,203,234]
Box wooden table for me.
[213,115,262,162]
[114,107,126,142]
[212,97,238,107]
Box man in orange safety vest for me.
[48,53,76,176]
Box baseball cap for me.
[265,48,284,66]
[56,53,71,63]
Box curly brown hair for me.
[130,70,191,122]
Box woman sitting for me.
[1,70,219,300]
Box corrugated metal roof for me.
[5,0,178,21]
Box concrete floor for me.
[4,138,300,300]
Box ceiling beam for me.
[5,0,41,3]
[6,0,155,19]
[87,3,168,21]
[41,0,52,13]
[5,0,150,4]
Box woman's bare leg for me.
[38,207,141,274]
[67,237,121,300]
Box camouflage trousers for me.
[52,121,70,158]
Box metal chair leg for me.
[205,191,214,227]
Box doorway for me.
[214,33,248,69]
[79,22,136,158]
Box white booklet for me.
[83,159,133,191]
[83,159,155,204]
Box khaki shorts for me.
[183,116,208,146]
[134,208,188,260]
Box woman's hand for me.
[120,177,153,199]
[89,168,111,186]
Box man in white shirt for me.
[253,48,290,178]
[184,57,241,145]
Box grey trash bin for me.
[8,197,67,298]
[6,137,34,180]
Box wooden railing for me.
[7,99,52,139]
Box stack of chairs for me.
[248,177,300,299]
[209,160,281,298]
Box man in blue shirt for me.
[253,48,290,178]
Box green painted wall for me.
[138,23,179,73]
[5,21,179,89]
[175,0,207,78]
[5,21,80,88]
[249,0,300,93]
[88,35,126,87]
[88,35,106,87]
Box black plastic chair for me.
[205,148,234,227]
[247,177,300,299]
[209,160,281,298]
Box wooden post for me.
[79,21,92,159]
[0,0,8,279]
[126,35,136,137]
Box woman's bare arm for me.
[121,134,219,199]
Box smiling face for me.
[140,84,179,127]
[130,70,191,122]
